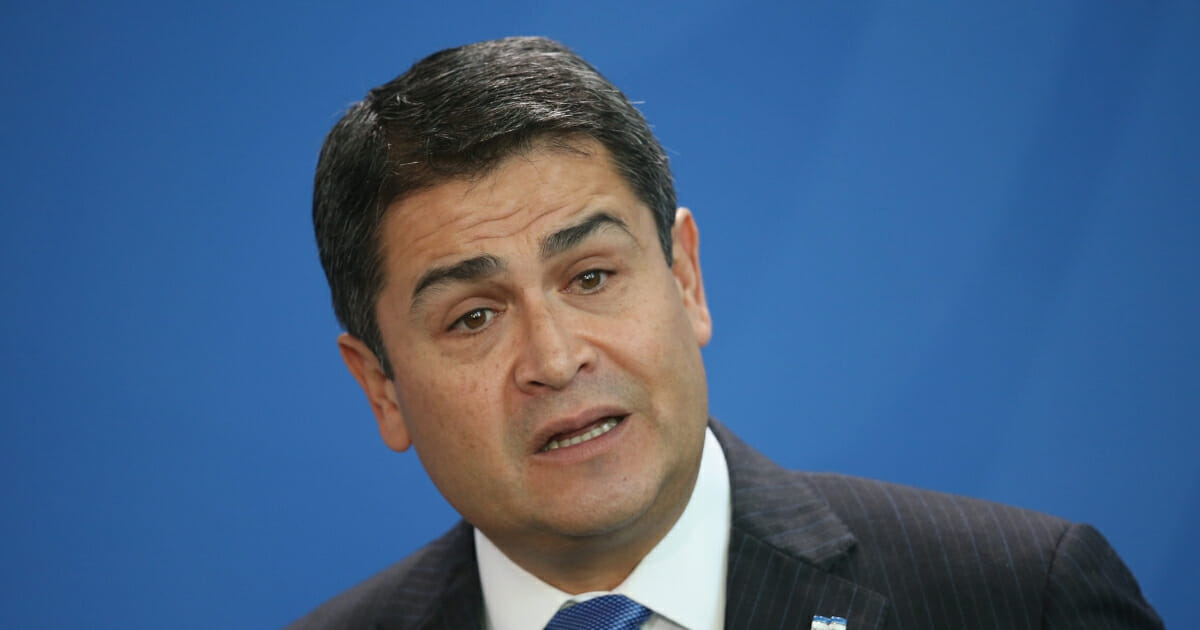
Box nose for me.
[513,296,594,393]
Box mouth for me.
[538,415,626,453]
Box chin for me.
[536,474,680,543]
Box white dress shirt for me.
[475,427,732,630]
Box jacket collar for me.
[370,521,483,630]
[711,420,856,569]
[711,420,890,630]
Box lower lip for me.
[533,416,629,463]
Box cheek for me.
[401,368,499,442]
[607,298,695,375]
[407,377,507,489]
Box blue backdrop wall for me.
[2,2,1196,627]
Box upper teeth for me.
[542,418,620,451]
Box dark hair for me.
[313,36,676,376]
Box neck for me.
[523,533,660,593]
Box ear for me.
[670,208,713,347]
[337,333,412,452]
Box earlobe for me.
[670,208,713,347]
[336,333,412,452]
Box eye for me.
[572,269,610,293]
[450,307,495,332]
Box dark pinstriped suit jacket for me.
[287,421,1163,629]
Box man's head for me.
[314,37,712,591]
[314,36,677,377]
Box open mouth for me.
[539,416,624,452]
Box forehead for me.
[377,140,653,285]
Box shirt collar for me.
[475,426,731,630]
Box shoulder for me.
[712,418,1163,628]
[801,471,1072,557]
[798,472,1163,628]
[283,521,480,630]
[716,420,1073,568]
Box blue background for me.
[2,2,1196,628]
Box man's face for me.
[341,140,712,563]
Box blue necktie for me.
[543,594,652,630]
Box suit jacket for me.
[287,421,1163,629]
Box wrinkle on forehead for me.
[393,192,574,255]
[387,145,617,255]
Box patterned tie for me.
[543,594,652,630]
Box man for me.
[291,37,1162,629]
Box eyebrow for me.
[410,254,505,310]
[408,212,632,311]
[538,211,631,260]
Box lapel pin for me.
[811,615,848,630]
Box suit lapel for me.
[712,421,890,630]
[416,563,483,630]
[370,521,485,630]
